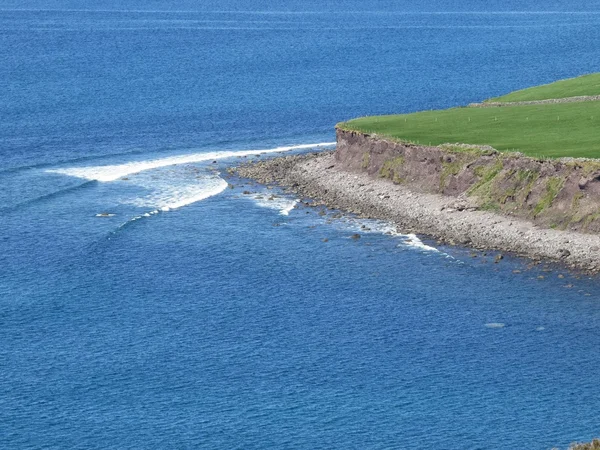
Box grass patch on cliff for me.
[379,156,404,183]
[440,159,463,190]
[487,73,600,102]
[467,160,504,209]
[533,176,564,216]
[339,100,600,159]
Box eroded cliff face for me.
[335,128,600,233]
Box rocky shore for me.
[236,151,600,273]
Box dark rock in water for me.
[494,254,504,263]
[558,248,571,259]
[322,238,329,242]
[228,184,234,189]
[318,210,326,216]
[351,233,361,240]
[243,190,251,195]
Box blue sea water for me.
[2,1,600,448]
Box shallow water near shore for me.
[2,1,600,448]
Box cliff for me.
[335,128,600,234]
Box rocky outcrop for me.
[335,128,600,233]
[236,152,600,272]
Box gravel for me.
[236,152,600,273]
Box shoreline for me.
[236,151,600,273]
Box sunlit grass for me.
[488,73,600,102]
[339,101,600,159]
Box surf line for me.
[45,142,336,182]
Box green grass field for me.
[487,73,600,103]
[339,75,600,159]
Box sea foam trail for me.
[402,233,440,253]
[247,193,298,216]
[333,216,443,253]
[126,175,229,211]
[46,143,335,182]
[113,176,229,233]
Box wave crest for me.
[45,142,335,182]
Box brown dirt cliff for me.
[335,128,600,234]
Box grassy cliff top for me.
[487,73,600,103]
[339,74,600,159]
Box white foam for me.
[279,201,298,216]
[401,233,440,252]
[330,216,442,253]
[125,173,228,211]
[248,193,298,216]
[46,142,335,182]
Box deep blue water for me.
[2,1,600,448]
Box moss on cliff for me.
[379,156,405,184]
[533,177,565,216]
[440,159,463,190]
[362,152,371,169]
[468,160,503,198]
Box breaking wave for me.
[41,142,333,218]
[45,142,335,182]
[125,174,228,211]
[329,216,443,253]
[246,192,299,216]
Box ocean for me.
[1,1,600,448]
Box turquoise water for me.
[2,2,600,448]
